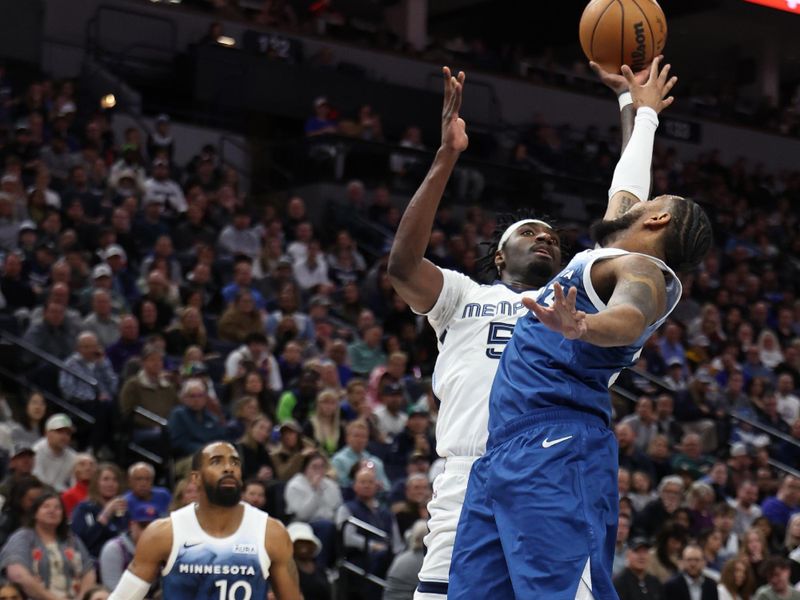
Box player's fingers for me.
[457,70,466,85]
[566,286,578,310]
[523,296,544,317]
[442,66,451,92]
[620,64,636,85]
[663,76,678,95]
[661,96,675,109]
[453,81,464,113]
[443,80,458,115]
[658,63,671,85]
[588,61,604,76]
[553,282,566,305]
[648,55,661,82]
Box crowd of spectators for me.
[186,0,800,140]
[0,28,798,600]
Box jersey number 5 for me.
[486,322,515,359]
[214,580,252,600]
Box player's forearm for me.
[620,103,635,153]
[579,305,646,347]
[608,107,658,202]
[387,148,459,281]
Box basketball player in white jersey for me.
[107,441,301,600]
[388,61,660,599]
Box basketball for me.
[579,0,667,74]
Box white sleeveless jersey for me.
[162,503,271,600]
[422,268,539,457]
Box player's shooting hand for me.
[589,58,653,95]
[621,55,677,114]
[522,283,587,340]
[440,66,468,154]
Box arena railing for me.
[0,364,95,426]
[338,516,388,589]
[0,330,98,388]
[266,134,604,216]
[614,365,800,463]
[86,4,177,68]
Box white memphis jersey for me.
[162,503,270,599]
[423,268,539,457]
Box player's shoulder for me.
[265,516,292,556]
[609,252,668,279]
[137,515,174,557]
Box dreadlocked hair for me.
[475,210,560,277]
[661,196,713,272]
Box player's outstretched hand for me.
[441,66,468,154]
[621,55,677,114]
[589,58,654,96]
[522,283,587,340]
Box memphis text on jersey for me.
[461,300,526,319]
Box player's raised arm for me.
[387,66,468,313]
[601,56,677,221]
[265,517,302,600]
[523,254,667,347]
[108,518,172,600]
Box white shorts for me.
[414,456,477,600]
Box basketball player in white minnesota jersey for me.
[107,441,301,600]
[388,62,653,599]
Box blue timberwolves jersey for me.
[488,248,682,433]
[162,503,270,600]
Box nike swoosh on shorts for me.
[542,435,573,448]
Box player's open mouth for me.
[219,478,238,487]
[533,247,553,259]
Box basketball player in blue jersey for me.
[107,441,301,600]
[448,58,712,600]
[388,62,650,599]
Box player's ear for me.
[643,211,671,231]
[494,250,504,274]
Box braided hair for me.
[660,196,713,272]
[475,210,560,278]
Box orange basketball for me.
[579,0,667,74]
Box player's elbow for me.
[387,253,414,282]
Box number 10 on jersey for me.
[214,580,252,600]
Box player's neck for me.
[195,500,245,537]
[606,235,665,262]
[500,274,541,292]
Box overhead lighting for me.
[100,94,116,109]
[216,36,236,47]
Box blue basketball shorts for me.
[448,407,620,600]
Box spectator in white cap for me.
[287,521,331,600]
[102,240,139,306]
[147,114,173,160]
[32,414,77,492]
[143,156,186,216]
[78,263,127,316]
[305,97,338,137]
